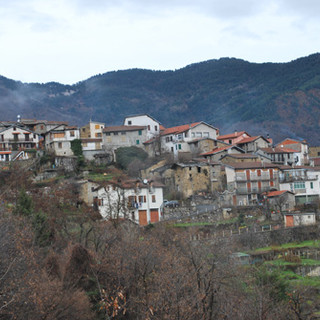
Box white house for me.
[225,162,280,206]
[45,125,80,156]
[0,125,40,151]
[123,114,161,140]
[93,179,164,226]
[160,121,219,156]
[284,212,316,227]
[276,138,309,165]
[279,166,320,205]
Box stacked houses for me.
[1,113,319,225]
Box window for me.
[1,135,3,141]
[189,167,192,171]
[177,134,183,140]
[196,132,202,138]
[155,125,158,131]
[70,131,75,137]
[152,195,156,203]
[138,130,142,136]
[203,132,209,137]
[95,124,100,129]
[229,140,232,144]
[178,144,181,150]
[105,132,111,136]
[114,132,118,135]
[128,121,132,125]
[191,132,195,138]
[96,132,102,137]
[136,140,140,145]
[82,128,86,132]
[197,167,201,173]
[294,182,305,189]
[165,137,170,143]
[58,142,62,148]
[121,132,126,135]
[54,133,65,138]
[148,125,150,130]
[310,182,314,189]
[171,147,174,152]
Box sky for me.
[0,0,320,84]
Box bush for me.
[115,146,148,170]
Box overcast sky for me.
[0,0,319,84]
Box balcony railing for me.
[235,174,277,181]
[8,138,35,142]
[236,186,272,195]
[280,175,318,183]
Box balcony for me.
[8,138,35,143]
[235,173,277,181]
[236,186,272,195]
[279,175,318,183]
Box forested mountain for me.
[1,53,320,144]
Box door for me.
[150,209,159,223]
[139,210,147,226]
[286,215,294,227]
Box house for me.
[80,120,105,139]
[160,122,219,156]
[309,146,320,158]
[44,125,80,156]
[0,125,40,151]
[276,138,309,165]
[21,119,69,136]
[261,190,295,212]
[142,160,225,199]
[279,166,320,205]
[218,131,251,145]
[310,157,320,167]
[86,179,164,226]
[103,125,148,158]
[284,212,316,227]
[220,153,271,164]
[225,162,280,206]
[200,145,244,162]
[0,151,11,162]
[235,136,271,153]
[123,114,161,140]
[259,147,299,166]
[187,138,229,155]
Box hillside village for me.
[0,114,319,227]
[1,114,320,319]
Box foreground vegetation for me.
[0,164,319,319]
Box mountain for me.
[1,53,320,145]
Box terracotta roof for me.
[277,138,307,146]
[218,131,249,140]
[223,153,259,159]
[265,190,292,197]
[236,136,261,144]
[161,122,201,136]
[65,126,78,130]
[260,147,297,154]
[226,162,280,169]
[0,151,11,154]
[200,146,231,156]
[103,125,146,133]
